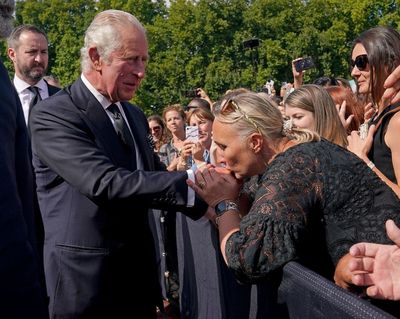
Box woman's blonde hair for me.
[285,84,347,147]
[214,92,320,145]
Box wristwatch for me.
[215,200,239,217]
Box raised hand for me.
[336,100,354,130]
[347,124,375,162]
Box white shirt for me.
[13,75,49,125]
[80,74,133,135]
[80,74,195,206]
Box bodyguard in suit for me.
[0,0,49,318]
[8,24,59,265]
[30,10,206,318]
[7,24,60,124]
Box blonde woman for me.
[189,92,400,306]
[284,84,348,147]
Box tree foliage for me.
[0,0,399,115]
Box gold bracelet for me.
[367,161,375,170]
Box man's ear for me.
[7,48,16,62]
[249,133,263,154]
[89,47,101,71]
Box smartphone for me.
[185,125,199,142]
[294,57,315,72]
[348,79,357,93]
[185,89,198,98]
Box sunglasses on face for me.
[350,54,369,71]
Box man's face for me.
[0,0,15,38]
[98,26,148,102]
[8,31,49,84]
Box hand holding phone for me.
[185,126,199,142]
[294,57,315,72]
[185,89,199,98]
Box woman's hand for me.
[181,140,195,160]
[363,102,374,123]
[167,155,180,171]
[336,100,354,130]
[187,167,242,208]
[196,88,213,107]
[292,58,304,89]
[192,141,205,163]
[334,253,356,290]
[347,124,375,162]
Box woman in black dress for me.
[347,26,400,198]
[189,92,400,290]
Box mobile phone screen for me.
[185,126,199,142]
[294,57,315,72]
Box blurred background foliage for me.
[1,0,399,115]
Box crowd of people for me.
[2,0,400,318]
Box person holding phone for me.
[291,57,315,89]
[177,107,251,319]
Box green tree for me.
[1,0,399,112]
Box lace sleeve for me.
[225,149,323,283]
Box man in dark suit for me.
[7,24,60,124]
[30,9,206,318]
[0,0,49,318]
[8,24,60,260]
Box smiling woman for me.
[347,26,400,198]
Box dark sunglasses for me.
[150,126,161,131]
[350,54,369,71]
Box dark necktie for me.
[28,86,42,112]
[108,104,135,149]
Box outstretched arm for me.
[348,220,400,300]
[292,58,304,89]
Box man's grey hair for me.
[80,10,146,72]
[0,0,15,39]
[7,24,48,49]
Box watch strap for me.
[215,200,239,217]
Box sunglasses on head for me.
[220,98,262,134]
[350,54,369,71]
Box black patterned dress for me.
[226,139,400,284]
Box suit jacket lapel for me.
[44,81,61,96]
[67,78,136,169]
